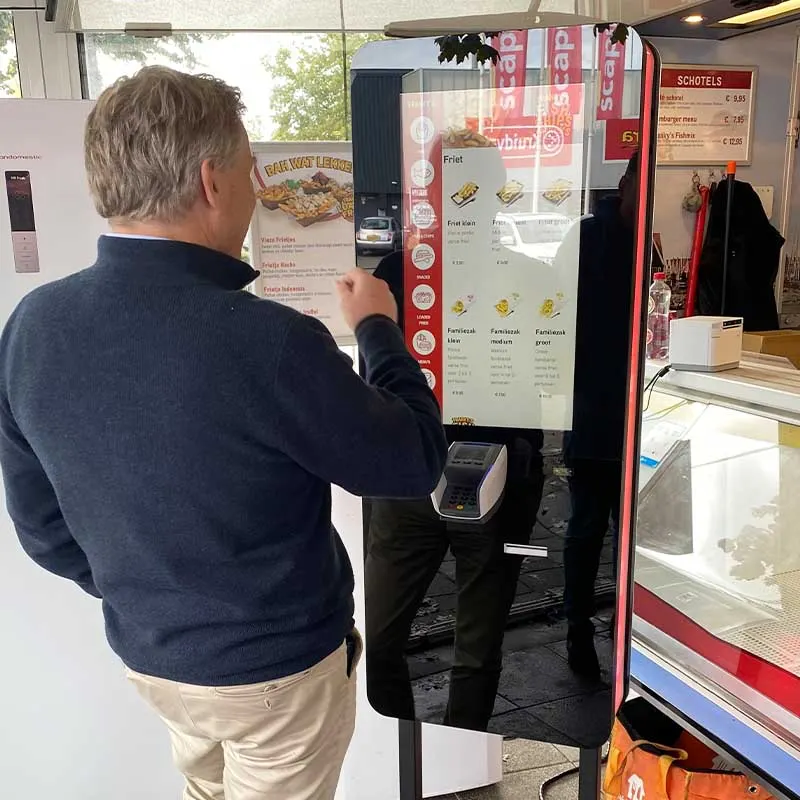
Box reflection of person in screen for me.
[363,249,545,731]
[556,151,653,679]
[363,137,563,730]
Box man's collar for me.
[104,232,168,241]
[95,235,260,291]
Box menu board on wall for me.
[250,143,354,341]
[657,65,756,166]
[402,88,582,431]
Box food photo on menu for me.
[497,179,525,207]
[542,178,573,208]
[253,168,354,227]
[450,294,476,317]
[451,182,479,208]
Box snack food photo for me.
[451,182,479,207]
[542,179,573,207]
[443,127,496,149]
[278,191,340,227]
[539,291,566,319]
[497,180,524,207]
[495,292,521,318]
[257,183,293,210]
[450,294,476,316]
[301,170,332,194]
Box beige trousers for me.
[127,639,359,800]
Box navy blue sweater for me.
[0,237,447,685]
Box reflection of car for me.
[494,212,574,264]
[356,217,401,253]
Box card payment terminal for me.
[431,442,508,522]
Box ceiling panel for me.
[52,0,719,33]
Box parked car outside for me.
[356,216,401,254]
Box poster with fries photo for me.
[250,142,355,342]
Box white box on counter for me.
[669,316,743,372]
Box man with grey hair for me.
[0,66,447,799]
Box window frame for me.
[2,6,81,98]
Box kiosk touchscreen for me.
[354,27,657,748]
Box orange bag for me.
[602,699,775,800]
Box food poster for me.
[250,143,355,342]
[402,88,582,431]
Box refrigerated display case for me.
[631,354,800,799]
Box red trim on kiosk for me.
[614,42,659,713]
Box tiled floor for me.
[410,613,615,747]
[432,738,584,799]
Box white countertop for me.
[644,353,800,423]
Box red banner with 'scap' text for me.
[546,26,583,115]
[491,30,529,123]
[596,27,625,121]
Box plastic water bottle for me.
[647,272,671,360]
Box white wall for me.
[0,99,182,800]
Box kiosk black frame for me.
[392,33,662,799]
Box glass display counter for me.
[631,354,800,799]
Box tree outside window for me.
[83,32,383,143]
[0,11,21,98]
[266,33,384,142]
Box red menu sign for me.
[596,27,625,121]
[546,26,583,115]
[604,118,640,162]
[491,30,529,123]
[657,65,756,164]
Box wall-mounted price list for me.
[657,65,756,166]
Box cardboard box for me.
[742,330,800,369]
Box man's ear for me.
[199,158,220,209]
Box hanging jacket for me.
[696,180,784,331]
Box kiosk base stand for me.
[397,723,603,798]
[578,746,602,798]
[398,719,423,800]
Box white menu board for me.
[250,142,354,341]
[657,65,756,166]
[402,87,582,430]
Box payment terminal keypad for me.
[444,486,479,513]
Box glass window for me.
[0,11,20,98]
[361,218,390,230]
[81,31,382,142]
